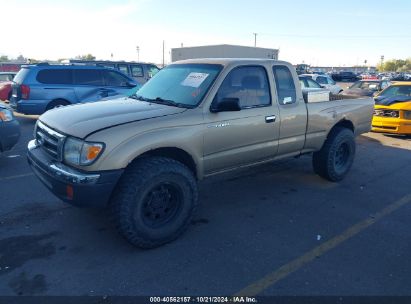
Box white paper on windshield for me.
[181,73,209,88]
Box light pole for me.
[136,46,140,62]
[253,33,257,47]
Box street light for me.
[136,46,140,62]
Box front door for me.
[203,65,280,175]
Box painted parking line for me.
[235,192,411,296]
[0,173,34,182]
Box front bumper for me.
[0,119,20,152]
[371,116,411,135]
[27,139,123,207]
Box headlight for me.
[404,111,411,120]
[64,137,104,166]
[0,108,14,122]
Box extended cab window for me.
[214,66,271,109]
[37,69,73,84]
[74,69,104,86]
[272,66,296,105]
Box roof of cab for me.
[171,58,292,67]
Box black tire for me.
[46,99,69,111]
[110,156,198,248]
[312,127,355,182]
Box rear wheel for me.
[110,156,198,248]
[312,127,355,182]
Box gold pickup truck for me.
[27,59,374,248]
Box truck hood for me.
[374,95,411,106]
[39,97,187,138]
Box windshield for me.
[350,81,379,90]
[134,63,223,108]
[379,85,411,97]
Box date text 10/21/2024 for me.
[149,297,258,303]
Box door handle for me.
[265,115,276,123]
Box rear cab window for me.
[272,66,296,105]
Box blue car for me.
[10,64,139,115]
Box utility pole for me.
[136,46,140,62]
[253,33,257,47]
[162,40,165,67]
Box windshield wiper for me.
[147,97,191,108]
[130,95,192,108]
[129,94,148,101]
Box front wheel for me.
[312,127,355,182]
[110,156,198,248]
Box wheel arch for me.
[328,119,354,138]
[130,147,198,180]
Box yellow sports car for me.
[372,82,411,135]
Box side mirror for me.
[210,97,241,113]
[126,81,137,87]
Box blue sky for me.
[1,0,410,66]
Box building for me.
[171,44,279,62]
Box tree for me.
[378,58,411,72]
[0,55,9,62]
[75,54,96,61]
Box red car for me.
[0,81,12,101]
[0,72,16,101]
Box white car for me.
[301,74,343,95]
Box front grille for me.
[35,121,65,160]
[373,109,399,118]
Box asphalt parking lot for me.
[0,113,411,296]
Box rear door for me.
[203,65,280,174]
[102,70,136,97]
[73,69,105,102]
[272,64,307,157]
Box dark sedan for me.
[341,80,391,97]
[332,71,359,82]
[0,103,20,154]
